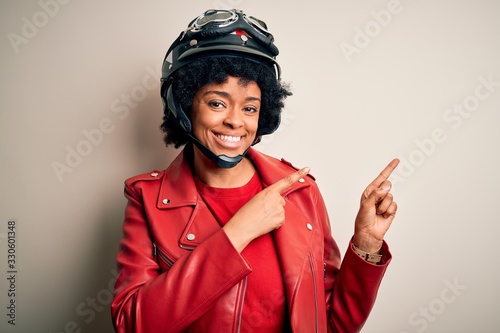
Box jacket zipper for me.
[179,243,195,251]
[308,254,319,333]
[153,242,175,267]
[236,277,247,333]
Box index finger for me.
[370,158,400,187]
[269,167,310,194]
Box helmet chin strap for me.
[187,132,250,168]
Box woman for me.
[111,9,399,333]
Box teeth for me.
[217,134,242,143]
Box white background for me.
[1,0,499,332]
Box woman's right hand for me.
[223,167,310,252]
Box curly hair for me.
[160,56,292,148]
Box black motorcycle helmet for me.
[160,9,282,168]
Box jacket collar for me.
[156,147,198,210]
[246,148,311,194]
[157,147,311,210]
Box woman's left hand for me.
[353,158,400,253]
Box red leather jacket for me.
[111,148,391,333]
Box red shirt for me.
[196,172,290,332]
